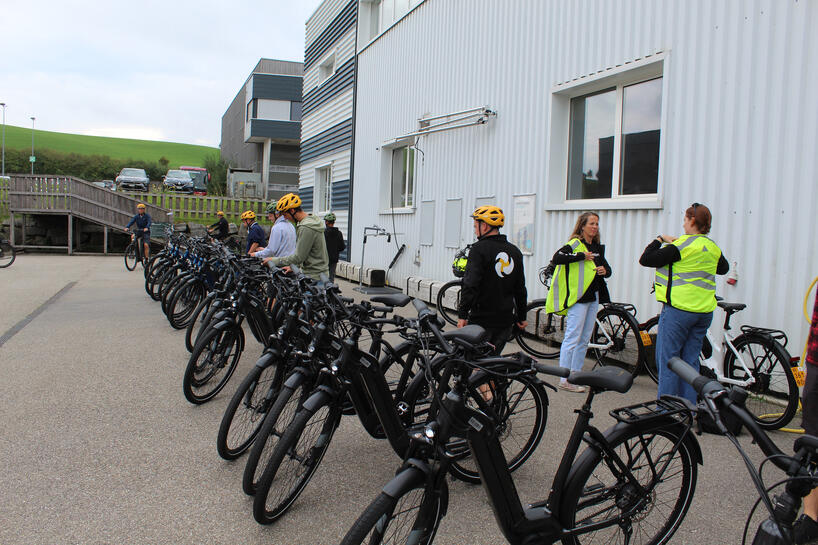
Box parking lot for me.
[0,255,800,544]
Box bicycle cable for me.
[741,475,818,545]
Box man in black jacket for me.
[323,212,345,281]
[207,211,229,240]
[457,206,527,354]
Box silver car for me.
[116,168,149,192]
[162,170,193,192]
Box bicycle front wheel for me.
[590,307,644,378]
[0,241,16,268]
[514,300,563,359]
[560,425,697,545]
[124,243,137,270]
[339,469,448,545]
[435,280,462,326]
[182,325,243,404]
[724,334,798,430]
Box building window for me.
[246,100,253,122]
[318,53,336,84]
[567,76,662,200]
[290,102,302,121]
[315,166,332,213]
[390,146,415,208]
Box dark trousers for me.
[328,262,337,282]
[475,324,513,355]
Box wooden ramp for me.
[8,175,171,254]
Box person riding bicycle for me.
[251,203,296,262]
[241,210,266,255]
[323,212,346,282]
[208,211,229,241]
[795,286,818,543]
[545,211,612,393]
[639,202,729,403]
[125,203,152,262]
[456,206,527,354]
[268,193,329,281]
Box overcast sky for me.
[0,0,323,147]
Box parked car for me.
[162,170,194,192]
[92,180,116,190]
[116,168,150,192]
[179,166,209,195]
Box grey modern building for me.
[220,58,303,199]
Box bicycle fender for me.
[382,464,429,498]
[301,387,335,413]
[213,318,235,331]
[282,368,309,389]
[253,351,278,369]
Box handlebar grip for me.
[412,298,432,319]
[667,357,724,397]
[533,362,570,378]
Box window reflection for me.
[567,89,615,200]
[620,78,662,195]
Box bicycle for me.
[641,300,799,430]
[340,301,701,545]
[124,230,145,271]
[0,236,16,268]
[669,357,818,544]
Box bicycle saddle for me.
[441,324,487,345]
[370,294,411,307]
[717,301,746,313]
[568,366,633,393]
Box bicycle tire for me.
[145,261,172,301]
[182,325,243,404]
[242,371,310,495]
[185,294,215,352]
[124,242,137,271]
[435,279,462,326]
[339,468,448,545]
[514,300,563,359]
[252,392,342,524]
[168,278,205,329]
[191,301,224,352]
[161,271,190,316]
[0,241,16,268]
[641,316,660,383]
[724,333,798,430]
[560,424,698,545]
[217,355,284,460]
[590,307,644,378]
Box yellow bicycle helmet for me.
[137,203,146,210]
[216,211,225,217]
[276,193,302,212]
[240,210,256,220]
[471,205,504,227]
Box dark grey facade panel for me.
[304,0,357,71]
[290,101,303,121]
[302,58,355,117]
[300,119,353,163]
[250,120,302,140]
[252,74,303,102]
[300,190,314,213]
[221,86,263,170]
[253,59,304,76]
[331,179,350,210]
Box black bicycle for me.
[0,236,16,268]
[340,303,701,545]
[124,229,149,271]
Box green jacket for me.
[272,214,330,280]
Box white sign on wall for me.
[512,194,535,255]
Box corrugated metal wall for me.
[352,0,818,346]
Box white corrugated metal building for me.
[350,0,818,346]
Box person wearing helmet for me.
[457,206,527,354]
[241,210,265,255]
[268,193,329,280]
[207,211,229,241]
[251,202,296,261]
[125,203,152,262]
[323,212,345,281]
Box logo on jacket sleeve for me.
[495,252,514,277]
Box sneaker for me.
[795,514,818,544]
[558,382,587,393]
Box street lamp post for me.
[30,116,35,175]
[1,103,6,177]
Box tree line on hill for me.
[2,148,229,195]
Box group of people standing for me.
[455,202,729,402]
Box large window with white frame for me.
[315,165,332,213]
[389,145,415,209]
[567,76,663,200]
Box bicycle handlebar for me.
[412,299,454,355]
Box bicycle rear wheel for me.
[590,307,644,378]
[640,316,660,383]
[435,280,462,326]
[560,424,697,545]
[0,241,16,268]
[514,300,563,359]
[124,243,137,270]
[182,325,243,404]
[724,333,798,430]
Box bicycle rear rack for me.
[610,398,695,426]
[740,325,789,348]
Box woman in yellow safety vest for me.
[545,212,612,392]
[639,203,729,402]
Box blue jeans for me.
[559,294,599,379]
[656,304,713,403]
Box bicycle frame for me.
[699,327,757,388]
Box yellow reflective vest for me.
[655,234,722,313]
[545,238,596,315]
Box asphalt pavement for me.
[0,255,800,544]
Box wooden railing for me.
[0,177,9,218]
[122,192,268,222]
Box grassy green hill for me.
[1,125,218,167]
